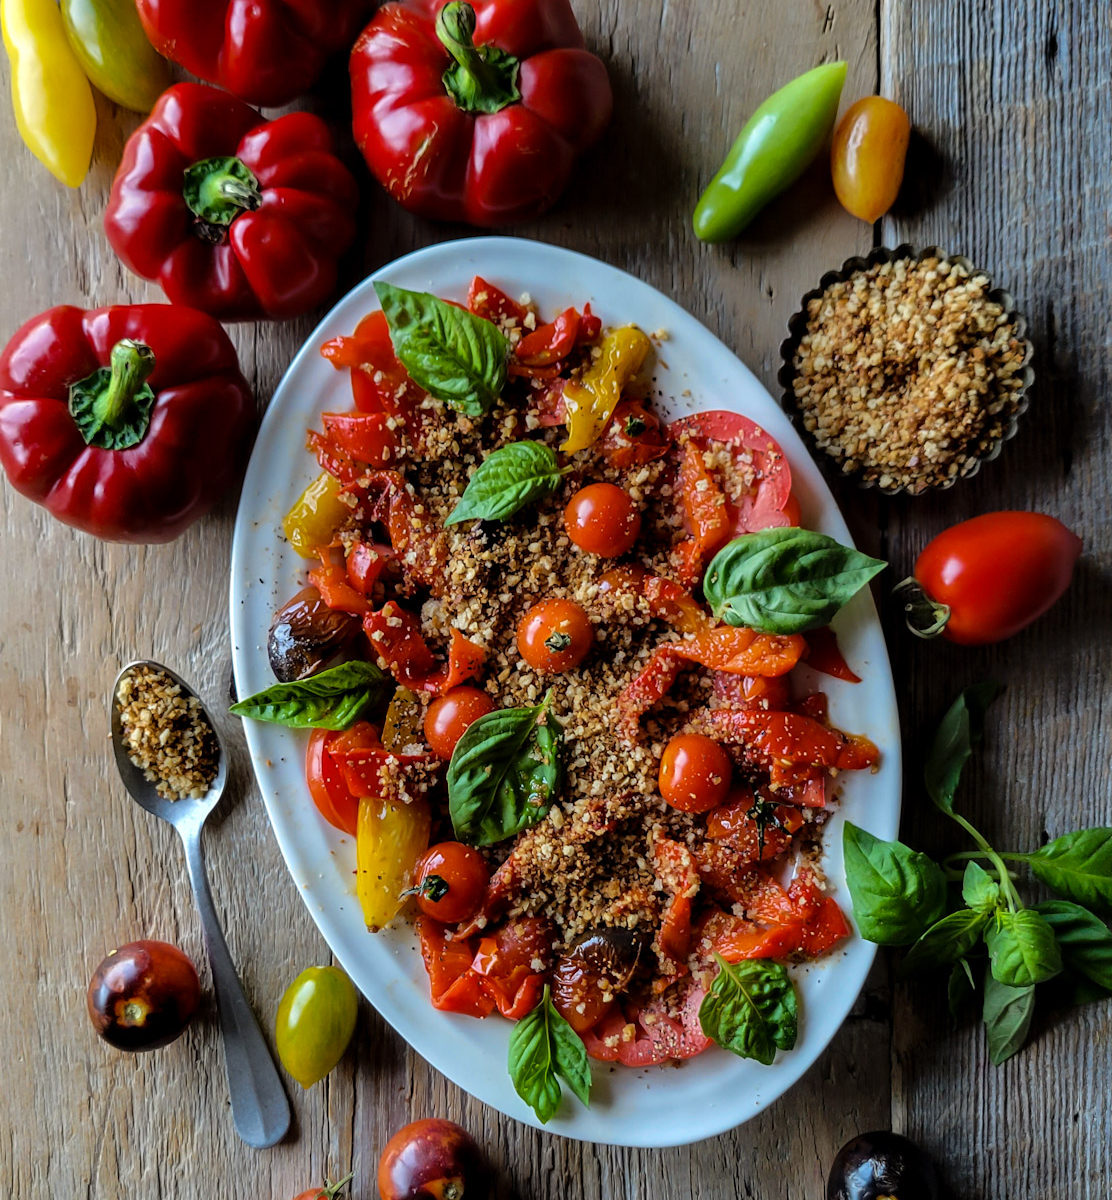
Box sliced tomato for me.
[582,979,711,1066]
[305,729,359,836]
[804,626,861,683]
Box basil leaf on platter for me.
[698,955,797,1066]
[982,969,1036,1066]
[923,683,1001,814]
[229,661,389,730]
[448,691,561,846]
[1033,900,1112,991]
[962,860,1002,914]
[842,822,948,945]
[900,909,988,978]
[447,440,569,525]
[1029,828,1112,912]
[703,528,885,635]
[507,985,591,1123]
[374,280,508,417]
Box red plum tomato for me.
[87,940,201,1051]
[424,688,495,760]
[564,483,641,557]
[414,842,489,923]
[378,1118,486,1200]
[659,734,733,813]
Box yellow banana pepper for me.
[1,0,96,187]
[61,0,170,114]
[282,471,351,558]
[356,795,431,932]
[560,325,652,453]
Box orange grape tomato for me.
[831,96,911,223]
[516,598,594,673]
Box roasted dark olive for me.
[551,927,644,1033]
[268,585,360,682]
[827,1130,941,1200]
[378,1118,486,1200]
[87,940,201,1052]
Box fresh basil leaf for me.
[374,280,508,416]
[229,661,389,730]
[698,955,797,1065]
[962,861,1002,914]
[448,691,560,846]
[948,958,977,1020]
[900,909,988,978]
[1033,900,1112,992]
[507,986,591,1123]
[703,529,885,634]
[447,441,568,525]
[985,909,1062,987]
[842,823,947,945]
[923,683,1001,814]
[1029,828,1112,912]
[982,969,1035,1066]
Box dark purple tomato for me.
[378,1119,486,1200]
[87,940,201,1051]
[827,1130,941,1200]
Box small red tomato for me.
[413,842,490,923]
[378,1118,486,1200]
[831,95,911,222]
[658,734,733,813]
[87,940,201,1051]
[424,687,495,760]
[564,482,642,557]
[517,598,594,673]
[292,1173,353,1200]
[899,511,1082,645]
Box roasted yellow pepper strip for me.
[356,794,431,932]
[282,471,350,558]
[1,0,96,186]
[560,326,651,453]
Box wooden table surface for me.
[2,2,1109,1197]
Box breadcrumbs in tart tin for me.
[777,244,1034,496]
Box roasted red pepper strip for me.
[514,307,579,365]
[346,540,393,594]
[467,275,527,323]
[0,303,253,543]
[674,439,732,587]
[596,399,670,470]
[308,557,371,615]
[803,625,861,683]
[653,838,700,968]
[330,721,439,800]
[135,0,372,107]
[105,84,358,321]
[321,412,396,467]
[438,628,487,691]
[364,602,442,690]
[416,917,495,1017]
[322,310,429,432]
[358,470,448,592]
[351,0,613,226]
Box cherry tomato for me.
[413,842,489,923]
[564,482,642,557]
[658,733,733,813]
[292,1174,353,1200]
[87,940,201,1052]
[378,1118,486,1200]
[306,728,360,835]
[831,95,911,223]
[596,398,669,469]
[275,966,359,1088]
[423,687,495,760]
[900,511,1082,645]
[517,598,594,672]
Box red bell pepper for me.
[0,304,253,543]
[135,0,372,108]
[351,0,613,226]
[105,84,359,322]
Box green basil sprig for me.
[1028,829,1112,912]
[374,281,508,417]
[985,909,1062,987]
[924,681,1000,814]
[1032,901,1112,993]
[448,691,561,846]
[698,955,797,1065]
[703,529,885,634]
[842,823,947,945]
[507,985,591,1123]
[447,440,569,525]
[230,661,389,730]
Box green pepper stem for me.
[98,340,155,431]
[947,810,1022,912]
[437,3,492,81]
[436,1,521,115]
[182,155,263,231]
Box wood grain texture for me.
[0,0,1107,1197]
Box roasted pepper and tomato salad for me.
[232,275,884,1122]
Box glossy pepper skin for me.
[135,0,372,108]
[0,304,254,543]
[351,0,613,226]
[104,84,359,322]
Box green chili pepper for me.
[693,60,847,242]
[61,0,170,113]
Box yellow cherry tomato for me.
[275,966,358,1088]
[831,95,911,223]
[356,794,431,932]
[1,0,97,186]
[561,326,651,454]
[282,471,350,557]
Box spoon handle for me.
[180,825,291,1148]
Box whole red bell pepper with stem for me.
[350,0,612,226]
[135,0,373,108]
[0,304,254,543]
[105,84,359,322]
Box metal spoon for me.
[110,660,290,1149]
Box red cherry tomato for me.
[517,598,594,673]
[564,483,642,557]
[423,687,495,760]
[87,940,201,1052]
[306,728,360,836]
[378,1118,486,1200]
[596,398,669,469]
[831,95,911,223]
[413,842,490,923]
[658,733,733,813]
[291,1173,353,1200]
[902,512,1082,645]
